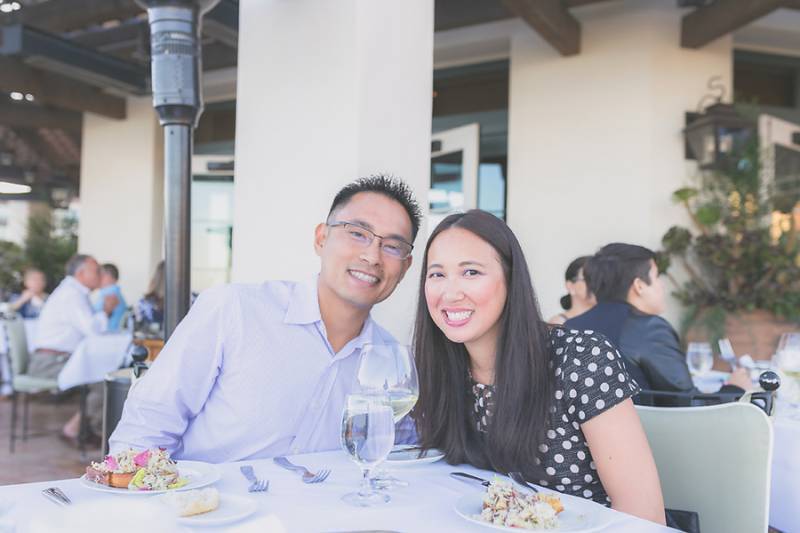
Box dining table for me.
[693,370,800,532]
[0,450,678,532]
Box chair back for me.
[3,317,30,376]
[636,403,772,533]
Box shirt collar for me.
[65,275,91,295]
[283,275,323,325]
[283,274,378,348]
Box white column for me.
[78,96,164,303]
[233,0,433,341]
[505,0,732,323]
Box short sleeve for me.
[554,330,640,424]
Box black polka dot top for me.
[469,326,640,506]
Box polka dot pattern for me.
[468,327,640,506]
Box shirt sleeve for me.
[73,292,109,335]
[109,287,228,456]
[559,332,640,425]
[635,317,695,392]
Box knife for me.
[450,471,491,487]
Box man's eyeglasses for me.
[327,221,413,260]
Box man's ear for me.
[631,277,646,296]
[314,223,328,256]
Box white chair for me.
[636,403,772,533]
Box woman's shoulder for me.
[547,325,617,356]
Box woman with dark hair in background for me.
[413,210,664,524]
[548,256,595,325]
[136,260,165,332]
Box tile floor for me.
[0,394,102,486]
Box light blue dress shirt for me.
[93,284,127,331]
[109,276,399,462]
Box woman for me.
[413,210,665,524]
[9,268,48,319]
[548,256,595,325]
[136,261,165,331]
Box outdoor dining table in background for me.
[694,371,799,531]
[56,331,132,390]
[0,450,678,532]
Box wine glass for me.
[340,393,395,506]
[686,342,714,376]
[357,343,419,421]
[357,343,419,488]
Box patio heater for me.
[135,0,220,338]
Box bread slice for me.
[160,488,220,517]
[85,466,136,488]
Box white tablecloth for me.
[693,371,799,531]
[0,450,677,532]
[57,332,132,390]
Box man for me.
[565,243,750,395]
[110,175,421,462]
[94,263,127,331]
[30,254,119,444]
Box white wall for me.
[232,0,433,342]
[504,0,732,325]
[78,96,164,304]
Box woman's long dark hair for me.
[413,210,553,479]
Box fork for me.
[239,465,269,492]
[42,487,72,506]
[273,456,330,483]
[508,471,540,493]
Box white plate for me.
[454,492,610,532]
[173,493,258,527]
[385,445,445,466]
[80,460,221,495]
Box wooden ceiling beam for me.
[681,0,788,48]
[502,0,580,56]
[0,102,82,132]
[2,0,143,33]
[0,57,126,119]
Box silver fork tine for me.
[312,469,330,483]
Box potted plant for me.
[659,141,800,362]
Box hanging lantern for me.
[684,76,757,173]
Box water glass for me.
[686,342,713,375]
[340,393,395,506]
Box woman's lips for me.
[442,309,473,327]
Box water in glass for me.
[340,394,395,506]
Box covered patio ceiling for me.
[0,0,796,205]
[0,0,238,204]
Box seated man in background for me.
[9,267,48,319]
[565,243,750,395]
[94,263,127,331]
[110,175,420,462]
[30,254,119,445]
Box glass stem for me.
[358,467,373,496]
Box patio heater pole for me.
[135,0,220,339]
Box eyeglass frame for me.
[326,220,414,260]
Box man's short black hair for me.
[327,175,421,241]
[101,263,119,281]
[584,243,656,302]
